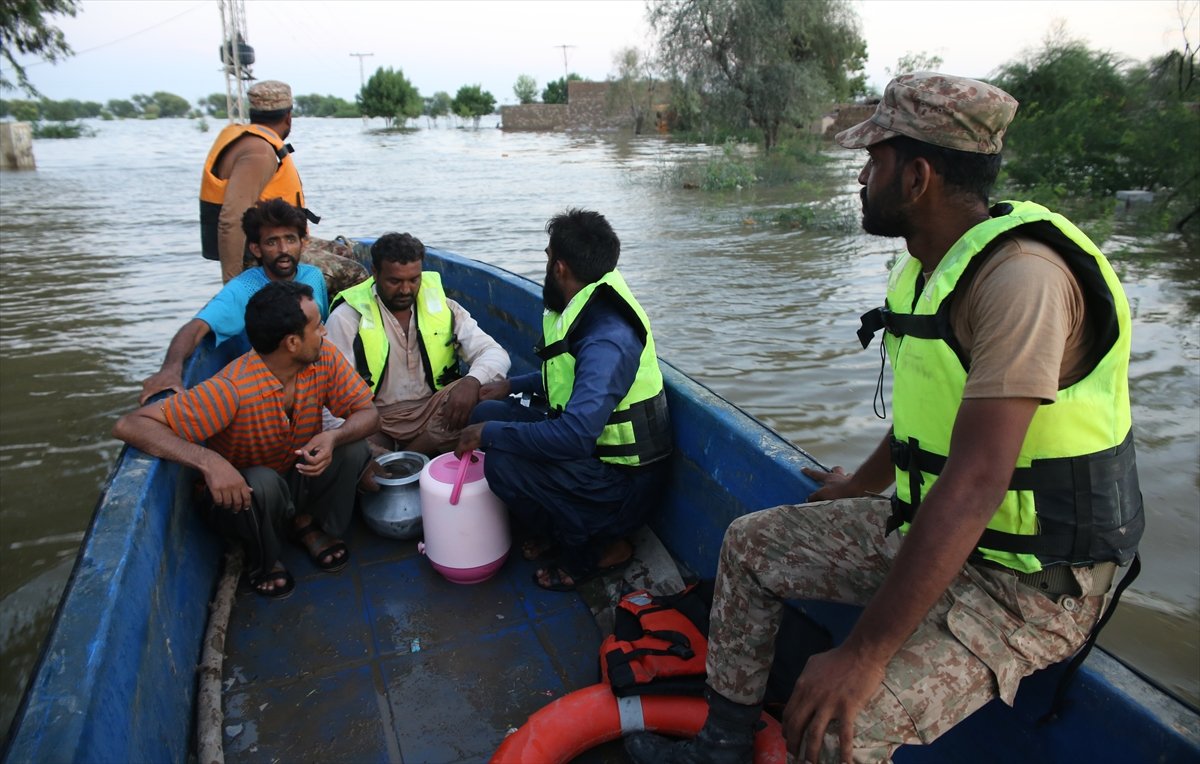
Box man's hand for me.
[443,377,482,431]
[782,645,887,763]
[202,456,253,512]
[478,379,512,401]
[454,422,484,459]
[801,465,859,502]
[295,430,338,477]
[138,369,184,405]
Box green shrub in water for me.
[32,122,95,139]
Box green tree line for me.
[356,66,496,127]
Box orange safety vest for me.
[198,123,309,261]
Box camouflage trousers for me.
[705,498,1106,763]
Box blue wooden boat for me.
[5,247,1198,763]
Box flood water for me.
[1,117,1197,738]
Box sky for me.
[6,0,1196,106]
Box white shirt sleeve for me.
[449,299,511,383]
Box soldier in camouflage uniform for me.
[626,72,1141,763]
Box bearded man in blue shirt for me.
[454,209,673,591]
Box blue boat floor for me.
[220,516,628,763]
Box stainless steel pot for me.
[361,451,430,540]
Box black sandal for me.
[293,521,349,572]
[532,555,631,593]
[248,564,295,600]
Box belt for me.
[975,561,1118,598]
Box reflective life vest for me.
[198,123,312,261]
[858,201,1143,573]
[600,586,710,697]
[536,269,672,466]
[332,273,461,395]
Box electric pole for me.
[349,52,374,91]
[553,44,576,82]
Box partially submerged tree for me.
[609,47,659,134]
[513,74,538,104]
[1,0,78,96]
[293,93,357,118]
[541,73,582,104]
[105,98,138,119]
[424,90,452,126]
[358,66,422,127]
[452,84,496,127]
[650,0,867,151]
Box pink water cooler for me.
[417,450,510,584]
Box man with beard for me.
[139,198,329,404]
[625,73,1142,763]
[454,209,673,591]
[325,232,510,463]
[114,281,378,598]
[200,80,319,283]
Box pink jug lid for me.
[427,450,486,485]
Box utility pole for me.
[349,52,374,91]
[553,44,576,82]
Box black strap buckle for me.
[858,307,887,349]
[889,437,910,470]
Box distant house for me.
[500,81,670,133]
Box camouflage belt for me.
[976,561,1118,598]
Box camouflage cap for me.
[247,80,293,112]
[835,72,1018,155]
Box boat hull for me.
[5,246,1198,762]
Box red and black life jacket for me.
[599,584,711,697]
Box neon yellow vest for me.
[537,269,672,466]
[875,201,1142,572]
[333,272,459,395]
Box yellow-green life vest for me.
[861,201,1142,573]
[332,272,460,395]
[536,269,672,466]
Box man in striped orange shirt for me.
[114,281,379,598]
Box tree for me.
[513,74,538,104]
[7,98,39,121]
[423,91,452,126]
[357,66,422,127]
[542,73,582,104]
[294,93,356,118]
[1,0,78,96]
[105,98,138,119]
[200,92,229,117]
[37,95,72,120]
[992,26,1132,195]
[886,50,944,77]
[609,47,659,134]
[151,91,190,118]
[451,84,495,127]
[650,0,867,151]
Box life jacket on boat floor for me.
[600,585,710,696]
[488,683,787,764]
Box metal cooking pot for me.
[361,451,430,540]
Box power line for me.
[22,3,208,67]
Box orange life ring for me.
[490,683,787,764]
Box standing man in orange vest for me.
[200,79,318,283]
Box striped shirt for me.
[162,342,373,473]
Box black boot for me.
[624,688,760,764]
